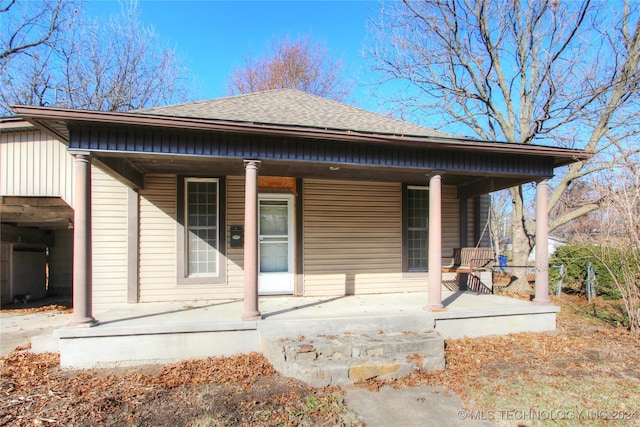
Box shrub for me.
[550,244,627,299]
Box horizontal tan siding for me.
[442,185,460,258]
[302,180,463,296]
[91,166,128,312]
[466,197,475,248]
[478,194,491,247]
[225,176,245,295]
[303,179,402,296]
[464,195,491,249]
[138,174,178,302]
[0,131,74,205]
[461,195,493,290]
[138,174,243,302]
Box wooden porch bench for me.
[442,247,495,293]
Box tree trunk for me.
[505,186,534,294]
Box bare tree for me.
[588,163,640,335]
[370,0,640,292]
[489,189,511,261]
[0,0,192,113]
[550,180,602,240]
[0,0,77,111]
[227,35,350,101]
[0,0,75,61]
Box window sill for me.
[402,271,428,279]
[178,276,227,286]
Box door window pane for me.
[260,242,288,272]
[260,201,288,235]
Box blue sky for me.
[86,1,385,111]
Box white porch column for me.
[242,160,262,320]
[426,171,444,310]
[534,179,551,304]
[70,153,97,325]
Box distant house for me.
[4,89,589,322]
[529,235,568,261]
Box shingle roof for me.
[136,89,451,138]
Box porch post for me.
[70,152,97,325]
[534,179,551,304]
[242,160,262,320]
[426,171,444,310]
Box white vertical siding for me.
[0,131,74,205]
[91,166,129,312]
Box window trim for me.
[176,176,226,285]
[402,184,429,274]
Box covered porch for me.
[48,290,559,369]
[12,90,584,326]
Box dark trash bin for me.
[498,255,508,267]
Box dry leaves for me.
[1,295,638,426]
[2,305,72,315]
[358,295,640,423]
[0,352,359,426]
[156,353,277,389]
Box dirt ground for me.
[1,295,639,426]
[368,294,640,426]
[0,351,362,426]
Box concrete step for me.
[31,334,60,353]
[260,330,444,387]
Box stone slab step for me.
[260,330,445,387]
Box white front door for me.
[258,194,294,295]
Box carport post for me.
[426,171,445,310]
[534,179,551,304]
[70,152,97,326]
[242,160,262,320]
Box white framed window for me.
[184,178,219,277]
[405,185,429,272]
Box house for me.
[4,89,589,326]
[529,235,568,261]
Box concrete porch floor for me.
[50,291,559,369]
